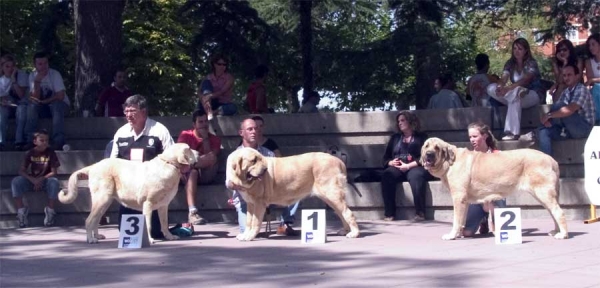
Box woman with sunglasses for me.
[198,53,237,119]
[549,39,583,103]
[584,33,600,125]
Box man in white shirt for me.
[0,55,28,151]
[25,52,70,150]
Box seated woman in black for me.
[381,110,431,222]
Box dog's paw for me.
[163,233,180,241]
[236,232,256,241]
[345,230,360,238]
[442,232,458,240]
[87,237,99,244]
[96,234,106,240]
[552,231,569,239]
[337,229,348,236]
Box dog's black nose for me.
[426,151,435,157]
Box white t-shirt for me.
[0,69,28,98]
[29,68,70,106]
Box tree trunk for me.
[74,0,125,115]
[413,20,442,110]
[298,0,313,100]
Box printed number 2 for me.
[125,216,140,235]
[500,211,516,230]
[307,212,318,230]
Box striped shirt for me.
[558,82,596,126]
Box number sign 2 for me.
[118,215,150,249]
[494,208,522,245]
[301,209,326,244]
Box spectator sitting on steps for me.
[298,91,320,113]
[95,68,132,117]
[427,73,464,109]
[11,129,60,228]
[177,109,221,225]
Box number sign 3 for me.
[118,215,149,249]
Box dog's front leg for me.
[158,205,179,241]
[238,202,266,241]
[443,195,468,240]
[142,201,157,244]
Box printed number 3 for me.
[125,216,140,235]
[307,212,318,230]
[500,211,516,230]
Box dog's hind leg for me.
[86,192,112,244]
[315,185,360,238]
[530,187,568,239]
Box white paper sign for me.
[494,208,522,245]
[118,214,149,249]
[584,126,600,205]
[130,148,144,162]
[301,209,326,244]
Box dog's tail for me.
[58,166,91,204]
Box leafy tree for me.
[73,0,125,114]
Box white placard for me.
[301,209,326,244]
[494,208,522,245]
[130,148,144,162]
[118,214,149,249]
[584,126,600,205]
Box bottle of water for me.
[62,144,71,152]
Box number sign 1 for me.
[118,214,150,249]
[301,209,326,244]
[494,208,522,245]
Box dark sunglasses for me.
[215,62,227,66]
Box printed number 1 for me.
[307,212,318,230]
[500,211,516,230]
[125,216,140,235]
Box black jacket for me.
[382,131,428,168]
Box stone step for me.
[0,178,591,228]
[3,106,551,142]
[0,138,586,178]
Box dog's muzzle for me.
[246,167,267,182]
[423,151,436,168]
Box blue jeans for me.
[11,176,60,200]
[26,101,68,148]
[0,97,28,145]
[464,199,506,234]
[235,200,299,233]
[537,102,593,156]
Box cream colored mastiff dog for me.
[59,143,198,244]
[225,147,360,241]
[420,138,568,240]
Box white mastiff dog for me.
[225,147,360,241]
[421,137,568,240]
[59,143,198,244]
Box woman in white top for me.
[487,38,542,140]
[584,33,600,125]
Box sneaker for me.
[276,224,299,236]
[518,87,529,98]
[413,214,425,222]
[479,220,490,234]
[520,131,536,143]
[44,206,56,226]
[17,207,29,228]
[188,211,207,225]
[501,133,519,141]
[383,216,394,221]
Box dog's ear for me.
[443,145,456,165]
[234,154,244,177]
[177,147,193,165]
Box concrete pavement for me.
[1,219,599,287]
